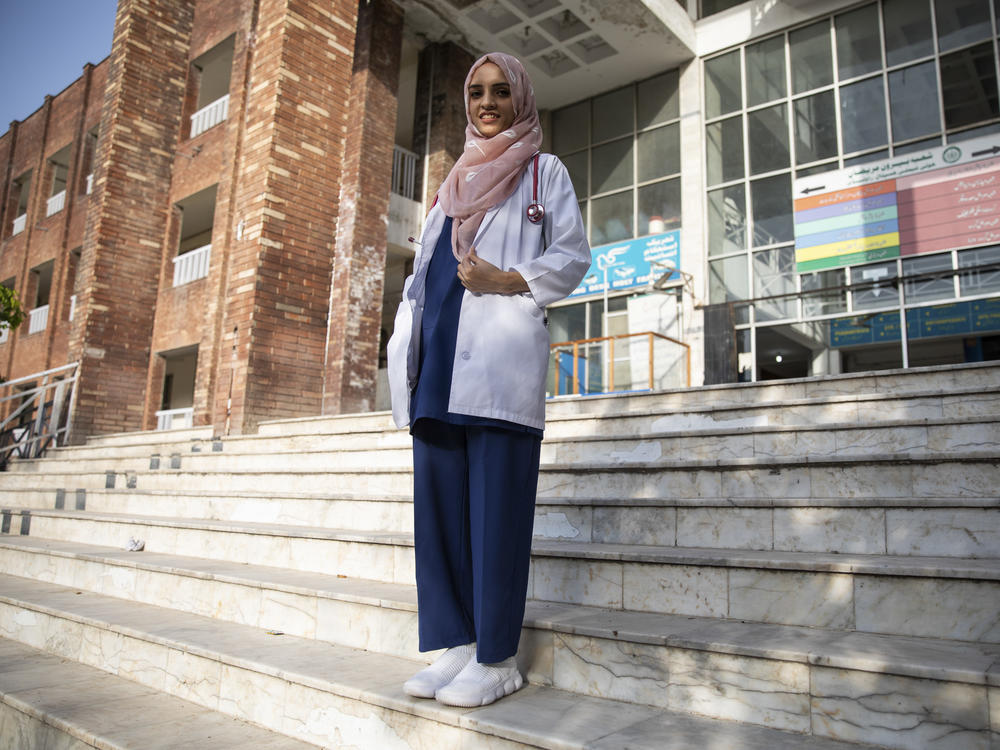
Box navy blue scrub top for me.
[410,216,542,438]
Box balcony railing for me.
[156,407,194,431]
[550,331,691,397]
[173,244,211,286]
[0,362,80,470]
[69,294,77,322]
[86,173,94,194]
[392,145,420,201]
[0,325,8,344]
[11,214,26,235]
[190,94,230,138]
[46,190,66,217]
[28,305,49,335]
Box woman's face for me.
[468,62,515,138]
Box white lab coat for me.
[387,153,591,431]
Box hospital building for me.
[1,0,998,440]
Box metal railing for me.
[190,94,230,138]
[28,305,49,335]
[392,145,419,200]
[155,407,193,431]
[0,362,80,470]
[173,244,211,286]
[46,190,66,217]
[550,331,691,396]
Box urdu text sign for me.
[793,135,1000,273]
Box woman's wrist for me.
[504,270,529,294]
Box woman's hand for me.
[457,248,530,294]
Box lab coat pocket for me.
[492,293,550,422]
[387,292,415,428]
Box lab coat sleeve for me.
[511,155,592,308]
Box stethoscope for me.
[420,151,545,231]
[526,151,544,224]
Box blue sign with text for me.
[568,230,680,299]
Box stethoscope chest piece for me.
[526,152,544,224]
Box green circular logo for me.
[942,146,961,163]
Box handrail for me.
[550,331,690,396]
[0,362,80,469]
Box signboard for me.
[829,297,1000,347]
[569,230,680,299]
[794,135,1000,272]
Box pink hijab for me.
[436,53,543,260]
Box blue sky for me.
[0,0,119,128]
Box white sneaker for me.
[403,642,476,698]
[434,656,522,707]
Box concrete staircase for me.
[1,361,998,749]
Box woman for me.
[387,52,590,708]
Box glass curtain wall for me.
[704,0,1000,380]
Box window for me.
[8,170,31,236]
[702,0,1000,381]
[81,128,98,195]
[46,146,71,217]
[173,185,216,286]
[27,260,54,335]
[551,69,681,246]
[188,35,235,138]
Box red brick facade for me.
[323,0,404,415]
[67,0,197,438]
[0,0,462,441]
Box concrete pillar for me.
[211,0,359,434]
[323,0,404,415]
[68,0,195,439]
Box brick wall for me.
[68,0,195,439]
[211,0,359,434]
[414,43,474,207]
[323,0,404,415]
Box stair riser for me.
[8,487,999,558]
[6,490,998,557]
[0,601,486,750]
[0,596,993,750]
[5,516,998,640]
[19,421,997,476]
[7,514,414,586]
[0,700,93,750]
[6,460,996,500]
[534,506,1000,558]
[544,392,1000,439]
[547,631,994,750]
[530,556,1000,642]
[536,461,999,500]
[543,365,1000,418]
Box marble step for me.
[252,362,1000,438]
[3,510,998,639]
[0,638,315,750]
[2,534,997,685]
[1,453,993,500]
[0,535,997,750]
[13,416,998,478]
[0,575,890,750]
[72,425,216,448]
[4,487,998,558]
[36,383,998,472]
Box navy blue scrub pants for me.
[411,418,541,664]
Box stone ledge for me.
[1,537,997,686]
[0,638,314,749]
[4,509,999,579]
[0,578,901,750]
